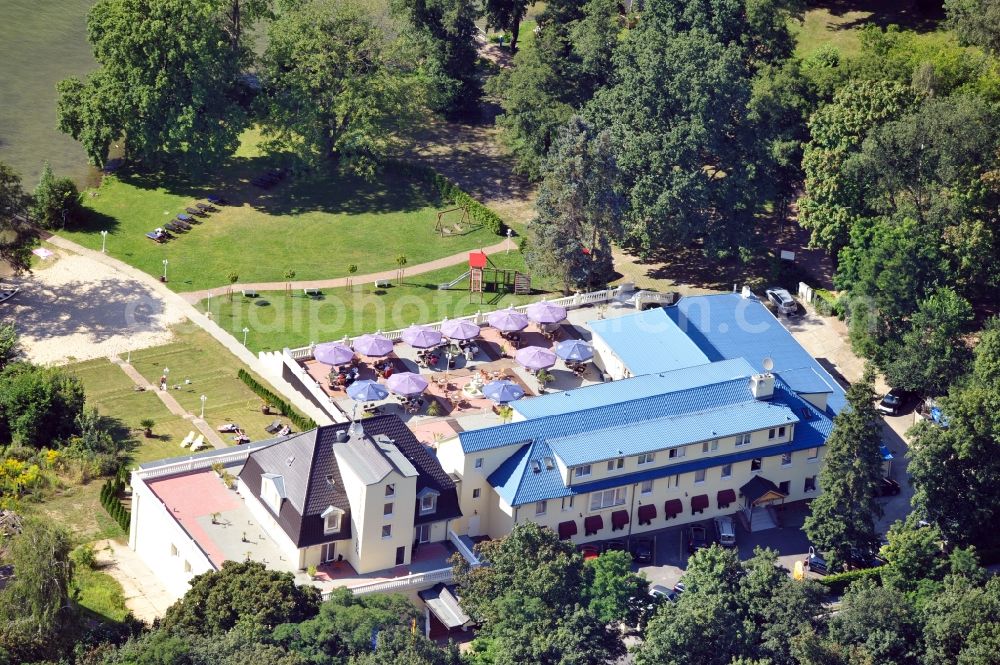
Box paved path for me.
[93,538,179,622]
[177,239,513,304]
[111,357,228,449]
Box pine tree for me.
[803,368,885,570]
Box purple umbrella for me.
[386,372,429,396]
[515,346,557,370]
[526,300,567,324]
[401,325,443,349]
[487,307,529,332]
[353,333,393,357]
[441,319,481,340]
[314,342,355,366]
[555,339,594,362]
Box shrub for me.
[99,465,131,534]
[813,289,843,317]
[236,369,316,432]
[71,543,97,570]
[816,566,882,594]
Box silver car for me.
[714,516,736,547]
[766,287,797,315]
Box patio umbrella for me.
[555,339,594,362]
[487,307,529,332]
[401,325,443,349]
[526,300,567,324]
[515,346,557,371]
[347,379,389,402]
[353,333,393,357]
[386,372,429,396]
[483,380,525,404]
[314,342,355,366]
[441,319,481,340]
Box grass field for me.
[201,251,558,352]
[61,131,503,292]
[72,564,130,623]
[791,2,945,58]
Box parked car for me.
[875,476,901,497]
[672,582,686,596]
[603,539,626,553]
[630,537,653,564]
[846,546,885,570]
[714,516,737,548]
[877,387,914,416]
[579,544,600,561]
[804,546,829,575]
[766,287,798,315]
[687,525,708,553]
[649,584,674,602]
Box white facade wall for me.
[590,332,628,380]
[129,475,214,599]
[437,438,522,536]
[236,477,305,568]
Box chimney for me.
[335,429,350,444]
[348,419,364,439]
[750,373,775,400]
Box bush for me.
[813,289,843,317]
[32,162,81,229]
[71,543,98,570]
[385,161,507,236]
[816,566,882,594]
[236,369,316,432]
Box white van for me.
[714,516,736,548]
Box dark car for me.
[630,537,654,564]
[804,546,829,575]
[603,539,627,553]
[846,546,885,570]
[875,477,901,497]
[687,525,708,553]
[578,544,600,561]
[877,388,914,416]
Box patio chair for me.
[145,231,166,243]
[180,431,195,448]
[264,420,282,434]
[196,202,215,212]
[190,434,207,451]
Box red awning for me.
[718,489,737,508]
[611,509,630,531]
[584,515,604,536]
[665,499,683,519]
[637,503,657,525]
[691,494,709,514]
[558,520,578,540]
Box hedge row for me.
[237,369,317,432]
[817,566,882,594]
[386,160,507,236]
[813,289,843,317]
[100,465,131,533]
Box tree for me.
[0,323,19,370]
[31,162,81,229]
[879,516,949,595]
[0,362,86,448]
[526,116,622,293]
[395,254,407,285]
[284,269,296,296]
[0,518,76,662]
[258,0,421,175]
[161,561,321,635]
[0,161,36,275]
[583,549,647,628]
[391,0,480,116]
[351,628,461,665]
[803,369,884,570]
[482,0,530,52]
[826,579,924,665]
[57,0,250,169]
[945,0,1000,55]
[228,271,240,302]
[922,575,1000,664]
[885,288,973,396]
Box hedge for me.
[386,160,507,236]
[100,465,131,534]
[237,369,317,432]
[817,566,882,594]
[813,289,842,317]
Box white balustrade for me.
[341,567,454,597]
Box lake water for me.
[0,0,99,188]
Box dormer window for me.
[417,488,440,515]
[321,505,343,533]
[260,473,285,513]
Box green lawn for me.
[73,564,130,624]
[33,481,124,544]
[61,132,504,292]
[791,3,945,58]
[201,251,558,352]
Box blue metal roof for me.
[512,358,756,419]
[665,294,846,413]
[488,383,833,506]
[588,308,709,376]
[776,367,834,395]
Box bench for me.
[374,279,391,289]
[242,289,259,298]
[303,288,322,297]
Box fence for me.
[133,448,256,481]
[342,567,455,597]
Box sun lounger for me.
[177,213,194,223]
[206,195,227,206]
[218,423,239,433]
[164,222,184,233]
[146,231,166,243]
[175,218,193,229]
[264,420,282,434]
[180,431,195,448]
[190,434,207,451]
[185,206,205,217]
[195,202,215,212]
[242,289,259,298]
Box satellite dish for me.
[762,357,774,373]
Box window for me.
[575,465,592,478]
[420,494,437,513]
[779,480,791,495]
[562,495,575,511]
[385,483,395,497]
[768,428,776,440]
[261,474,284,513]
[702,439,719,453]
[472,488,481,499]
[607,457,624,471]
[736,433,752,447]
[751,458,762,472]
[640,479,654,495]
[781,452,792,466]
[638,452,656,465]
[694,469,706,484]
[183,560,192,573]
[807,447,819,461]
[382,525,392,539]
[170,543,178,557]
[384,502,394,516]
[535,500,547,516]
[475,457,483,469]
[589,487,626,511]
[323,507,342,533]
[721,464,732,479]
[668,447,685,459]
[778,426,786,438]
[804,476,817,492]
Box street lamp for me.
[242,327,250,346]
[162,259,169,282]
[506,228,513,254]
[206,292,212,317]
[200,394,207,419]
[100,230,108,253]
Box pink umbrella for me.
[515,346,557,370]
[386,372,429,396]
[441,319,481,340]
[487,307,529,332]
[526,300,567,324]
[353,334,393,357]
